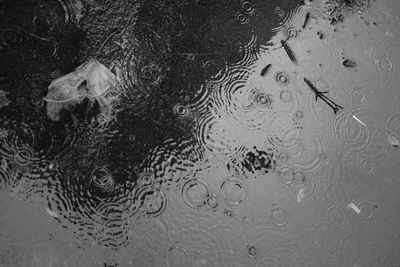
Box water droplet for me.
[376,56,393,72]
[294,110,303,120]
[275,7,285,18]
[181,179,210,210]
[220,177,248,207]
[173,104,191,118]
[223,208,234,218]
[285,26,298,39]
[277,165,294,186]
[135,188,166,217]
[293,170,306,184]
[91,167,114,192]
[242,216,255,229]
[206,194,219,211]
[241,1,254,15]
[279,89,293,103]
[247,244,257,259]
[250,90,274,111]
[137,171,154,187]
[270,206,289,227]
[275,71,290,86]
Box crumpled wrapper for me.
[44,59,117,121]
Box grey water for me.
[1,0,400,266]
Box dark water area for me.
[1,0,400,266]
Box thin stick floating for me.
[281,39,297,65]
[260,64,271,76]
[303,77,344,114]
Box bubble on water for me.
[285,26,298,39]
[241,1,255,15]
[250,90,274,111]
[376,56,393,72]
[173,104,191,119]
[326,205,347,228]
[135,187,166,218]
[223,208,234,218]
[246,244,257,260]
[358,201,378,220]
[275,7,286,18]
[236,12,249,25]
[293,170,306,185]
[206,193,219,211]
[349,87,366,104]
[331,108,375,153]
[359,157,376,176]
[137,171,154,187]
[2,27,22,46]
[293,110,303,121]
[181,179,210,210]
[269,205,289,227]
[269,112,304,150]
[203,58,228,82]
[166,243,192,267]
[220,176,248,208]
[242,215,255,229]
[276,164,294,186]
[91,167,115,192]
[276,150,289,163]
[279,89,292,103]
[274,71,290,86]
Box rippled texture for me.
[1,0,400,265]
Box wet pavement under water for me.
[1,0,400,266]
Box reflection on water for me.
[1,0,400,265]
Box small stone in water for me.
[343,59,357,68]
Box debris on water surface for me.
[347,202,361,214]
[281,39,298,65]
[43,59,117,121]
[302,12,311,29]
[0,90,11,109]
[297,188,305,203]
[352,115,366,126]
[387,133,400,147]
[343,59,357,68]
[260,64,272,76]
[44,206,59,218]
[320,0,370,25]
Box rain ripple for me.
[331,106,378,153]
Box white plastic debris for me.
[297,188,304,203]
[44,206,59,218]
[352,115,366,126]
[347,202,361,214]
[0,90,11,108]
[387,133,400,147]
[43,59,117,121]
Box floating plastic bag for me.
[43,59,117,121]
[0,90,11,109]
